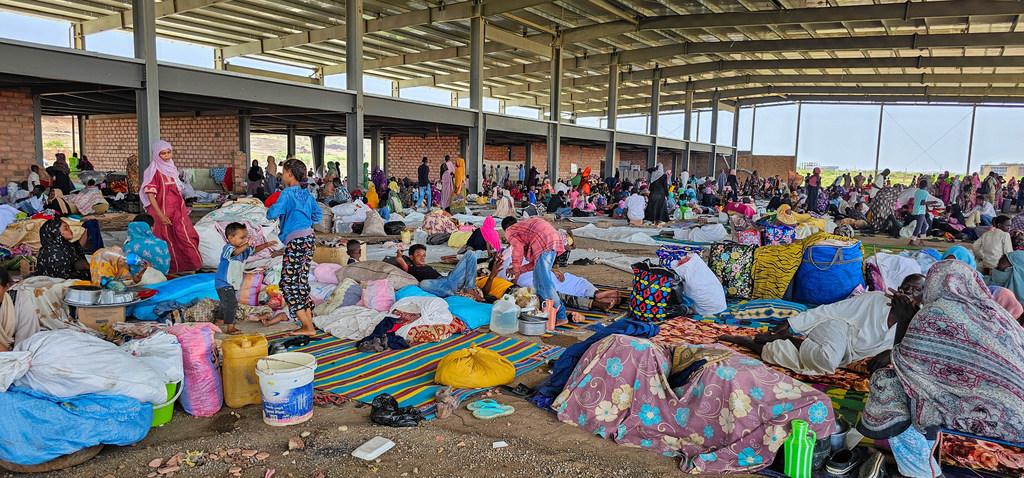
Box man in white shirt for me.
[965,194,997,226]
[974,215,1013,274]
[721,274,926,375]
[15,186,46,214]
[27,165,40,190]
[869,168,890,198]
[624,188,647,226]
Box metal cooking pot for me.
[65,285,101,305]
[518,316,547,336]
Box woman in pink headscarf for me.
[141,140,202,273]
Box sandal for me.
[467,400,515,420]
[313,389,345,406]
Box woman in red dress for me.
[140,140,202,273]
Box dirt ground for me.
[10,211,930,478]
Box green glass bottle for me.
[784,419,816,478]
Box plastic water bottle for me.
[784,419,816,478]
[126,253,143,266]
[489,296,521,335]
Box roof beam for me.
[79,0,234,36]
[484,24,552,57]
[220,0,552,60]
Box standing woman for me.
[440,154,455,210]
[267,158,322,336]
[805,167,822,213]
[644,164,670,225]
[140,140,202,273]
[263,157,279,195]
[246,160,264,196]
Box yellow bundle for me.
[434,346,515,389]
[475,196,488,205]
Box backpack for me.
[979,180,991,195]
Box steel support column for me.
[370,126,381,172]
[749,105,757,155]
[647,68,661,169]
[132,0,160,173]
[311,134,326,171]
[874,103,884,176]
[346,0,365,191]
[32,94,43,166]
[286,126,296,158]
[604,59,619,179]
[238,112,250,160]
[683,87,693,175]
[77,115,86,156]
[382,135,389,174]
[966,104,978,176]
[467,14,484,193]
[794,102,803,167]
[709,89,721,175]
[524,143,533,181]
[547,46,562,181]
[731,106,741,168]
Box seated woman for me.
[0,268,37,351]
[722,274,926,376]
[553,334,835,474]
[35,217,90,281]
[123,214,171,275]
[477,255,620,312]
[858,260,1024,478]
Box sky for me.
[4,11,1024,174]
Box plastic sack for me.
[0,351,31,391]
[118,331,184,384]
[164,323,223,416]
[369,393,423,427]
[434,346,515,389]
[362,279,395,312]
[383,221,406,236]
[13,330,166,404]
[361,209,387,236]
[0,387,152,466]
[128,273,218,321]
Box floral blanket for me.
[553,335,834,474]
[652,317,872,392]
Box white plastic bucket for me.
[255,352,317,426]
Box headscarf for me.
[650,164,665,183]
[991,250,1024,306]
[940,245,977,269]
[139,140,183,209]
[480,216,501,252]
[35,218,87,280]
[266,159,277,176]
[365,183,379,209]
[78,154,95,171]
[124,221,170,275]
[248,160,264,182]
[862,260,1024,442]
[371,167,386,193]
[453,157,467,194]
[989,285,1024,318]
[52,153,70,175]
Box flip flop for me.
[470,401,515,420]
[466,399,499,411]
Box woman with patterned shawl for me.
[858,259,1024,477]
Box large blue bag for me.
[128,273,218,321]
[0,387,152,465]
[792,242,864,305]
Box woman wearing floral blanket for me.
[553,334,834,473]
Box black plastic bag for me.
[369,393,423,427]
[383,221,406,235]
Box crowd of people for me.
[4,141,1024,477]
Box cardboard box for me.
[77,305,126,332]
[313,242,367,266]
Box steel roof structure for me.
[3,0,1023,189]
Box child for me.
[347,240,362,264]
[216,222,277,335]
[267,158,323,336]
[16,185,46,214]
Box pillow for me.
[361,279,395,312]
[312,278,359,316]
[396,285,493,329]
[724,300,808,321]
[337,261,418,290]
[313,263,343,284]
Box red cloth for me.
[505,218,564,273]
[143,171,202,273]
[221,167,234,191]
[264,190,281,208]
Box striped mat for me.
[266,330,563,417]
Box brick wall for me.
[0,88,37,186]
[85,115,245,190]
[736,154,796,181]
[385,136,462,181]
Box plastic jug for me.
[489,295,521,335]
[784,419,816,478]
[222,334,269,408]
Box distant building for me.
[981,163,1024,178]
